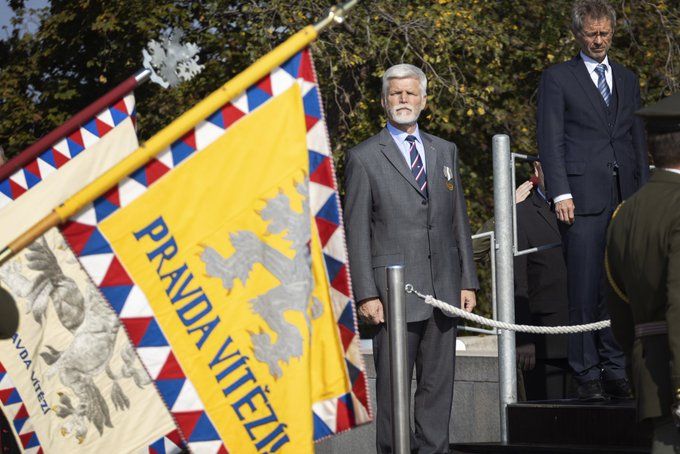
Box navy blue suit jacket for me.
[537,55,648,214]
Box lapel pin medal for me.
[443,166,455,191]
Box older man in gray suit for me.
[344,64,479,453]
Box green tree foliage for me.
[1,0,679,318]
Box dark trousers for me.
[373,309,457,454]
[560,174,626,383]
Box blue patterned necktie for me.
[405,135,427,196]
[595,64,611,106]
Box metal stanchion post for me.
[386,265,409,454]
[492,134,517,443]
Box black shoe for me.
[603,378,634,400]
[577,380,607,402]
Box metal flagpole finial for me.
[314,0,360,32]
[142,28,204,88]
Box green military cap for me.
[636,92,680,134]
[0,286,18,339]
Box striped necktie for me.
[595,64,611,106]
[405,135,427,196]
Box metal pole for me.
[492,134,517,443]
[511,153,518,255]
[514,242,561,257]
[386,266,409,454]
[489,230,498,329]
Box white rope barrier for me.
[405,284,611,334]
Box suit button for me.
[427,254,431,259]
[421,200,428,206]
[427,225,433,230]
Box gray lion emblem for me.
[200,180,323,378]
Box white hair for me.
[381,64,427,98]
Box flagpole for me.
[0,0,359,266]
[0,69,151,182]
[313,0,359,32]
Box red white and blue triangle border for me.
[61,47,370,451]
[0,361,43,454]
[0,95,137,209]
[0,360,184,453]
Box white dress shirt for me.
[553,52,614,204]
[581,51,613,92]
[386,121,426,172]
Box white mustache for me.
[394,105,413,112]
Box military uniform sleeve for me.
[666,222,680,393]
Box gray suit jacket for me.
[343,127,479,323]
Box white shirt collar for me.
[386,121,422,145]
[580,51,610,73]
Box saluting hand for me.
[357,298,384,325]
[461,289,477,313]
[515,180,533,204]
[555,199,575,224]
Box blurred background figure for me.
[514,161,570,401]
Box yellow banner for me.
[97,83,347,452]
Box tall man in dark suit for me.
[344,64,478,453]
[537,0,648,401]
[606,93,680,453]
[514,162,570,400]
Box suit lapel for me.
[611,60,625,125]
[568,55,609,130]
[532,192,560,235]
[378,128,424,197]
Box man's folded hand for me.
[358,298,384,325]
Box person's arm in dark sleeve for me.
[537,69,570,199]
[451,142,479,290]
[343,150,379,303]
[514,208,534,347]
